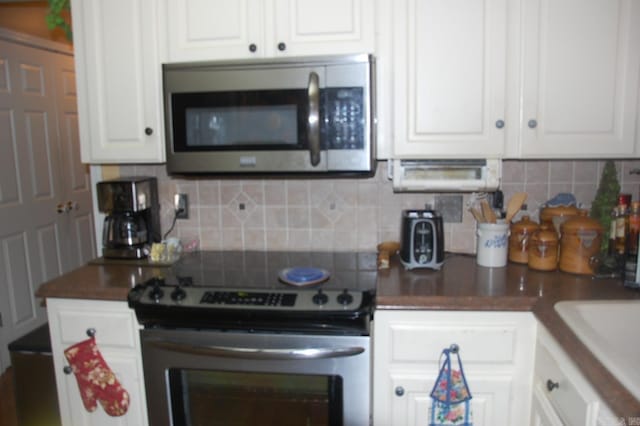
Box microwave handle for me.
[307,71,321,166]
[146,339,365,360]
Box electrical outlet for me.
[174,193,189,219]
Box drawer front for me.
[53,302,137,349]
[388,316,521,365]
[535,342,594,426]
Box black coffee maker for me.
[97,177,161,259]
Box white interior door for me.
[0,30,94,371]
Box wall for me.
[0,2,71,45]
[117,159,640,254]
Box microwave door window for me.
[185,105,298,148]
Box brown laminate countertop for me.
[36,253,640,419]
[378,253,640,420]
[35,263,167,301]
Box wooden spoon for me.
[505,192,528,223]
[468,206,484,223]
[480,199,497,224]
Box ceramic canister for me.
[528,224,559,271]
[539,205,580,235]
[508,215,539,264]
[476,221,510,268]
[559,211,603,275]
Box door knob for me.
[546,379,559,392]
[528,119,538,129]
[495,119,505,129]
[249,43,257,52]
[145,127,153,135]
[56,203,70,214]
[277,42,286,51]
[395,386,405,396]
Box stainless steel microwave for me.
[163,54,376,175]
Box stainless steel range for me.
[128,251,376,426]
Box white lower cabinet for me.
[531,324,615,426]
[373,310,537,426]
[47,298,148,426]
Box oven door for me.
[140,328,371,426]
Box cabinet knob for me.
[249,43,257,53]
[277,42,286,51]
[63,366,73,375]
[145,127,153,136]
[546,379,559,392]
[394,386,405,397]
[528,119,538,129]
[86,328,96,337]
[495,119,505,129]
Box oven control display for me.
[200,291,297,307]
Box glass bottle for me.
[615,202,629,256]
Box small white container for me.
[476,221,510,267]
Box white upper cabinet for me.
[71,0,165,163]
[163,0,375,62]
[512,0,640,158]
[389,0,509,159]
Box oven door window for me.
[171,90,314,152]
[168,369,343,426]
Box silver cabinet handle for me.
[395,386,405,397]
[147,340,364,360]
[307,71,321,167]
[495,119,505,129]
[528,119,538,128]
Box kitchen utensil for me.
[505,192,527,223]
[400,209,445,270]
[468,206,485,223]
[508,215,539,264]
[559,211,603,275]
[480,199,497,224]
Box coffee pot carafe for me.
[97,177,160,259]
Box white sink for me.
[554,300,640,401]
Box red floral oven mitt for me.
[64,336,130,417]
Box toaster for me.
[400,209,445,270]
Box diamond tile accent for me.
[226,191,257,223]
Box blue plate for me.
[279,267,330,286]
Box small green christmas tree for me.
[590,160,620,253]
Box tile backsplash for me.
[118,160,640,254]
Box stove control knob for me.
[149,285,164,302]
[170,287,187,302]
[337,289,353,305]
[312,289,328,305]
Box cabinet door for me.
[530,384,564,426]
[518,0,640,158]
[391,0,508,158]
[271,0,375,57]
[163,0,265,61]
[47,299,148,426]
[71,0,165,163]
[389,373,512,426]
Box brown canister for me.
[528,224,559,271]
[559,211,603,275]
[539,205,580,235]
[508,215,539,264]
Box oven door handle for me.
[146,340,365,360]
